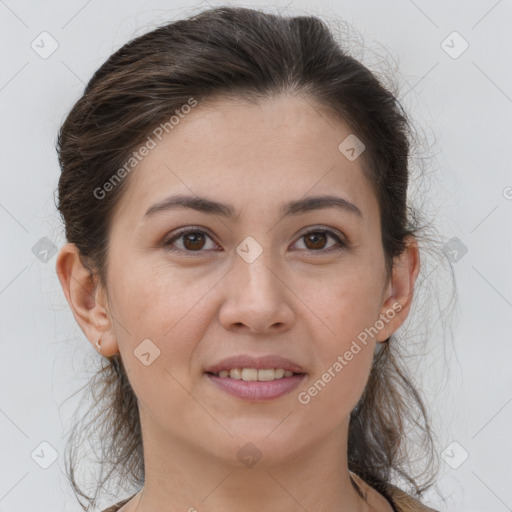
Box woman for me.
[55,6,445,512]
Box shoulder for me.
[101,485,439,512]
[101,494,136,512]
[349,470,439,512]
[386,483,440,512]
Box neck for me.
[133,412,367,512]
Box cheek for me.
[299,316,375,429]
[296,342,374,441]
[109,272,210,414]
[297,267,383,342]
[294,269,380,407]
[109,258,205,332]
[109,264,217,375]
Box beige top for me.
[349,471,439,512]
[102,473,439,512]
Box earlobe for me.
[375,235,420,342]
[55,243,119,356]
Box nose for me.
[218,249,295,335]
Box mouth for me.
[205,368,304,381]
[204,354,307,401]
[205,370,306,401]
[204,353,305,376]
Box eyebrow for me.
[144,193,363,220]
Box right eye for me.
[163,228,220,254]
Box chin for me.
[204,432,307,469]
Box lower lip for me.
[206,373,306,401]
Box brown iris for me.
[303,232,328,250]
[182,232,207,251]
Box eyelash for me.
[163,226,346,255]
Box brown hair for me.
[56,5,451,510]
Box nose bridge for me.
[233,236,281,298]
[218,236,293,332]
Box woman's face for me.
[95,94,410,466]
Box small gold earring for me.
[95,338,102,353]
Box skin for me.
[56,93,420,512]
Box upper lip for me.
[205,354,305,374]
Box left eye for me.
[293,229,345,252]
[163,228,345,254]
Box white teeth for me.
[215,368,297,380]
[241,368,258,381]
[274,369,285,378]
[229,369,242,379]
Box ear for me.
[55,242,119,357]
[375,235,420,342]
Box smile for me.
[209,368,300,381]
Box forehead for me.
[111,94,379,226]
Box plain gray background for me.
[0,1,511,511]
